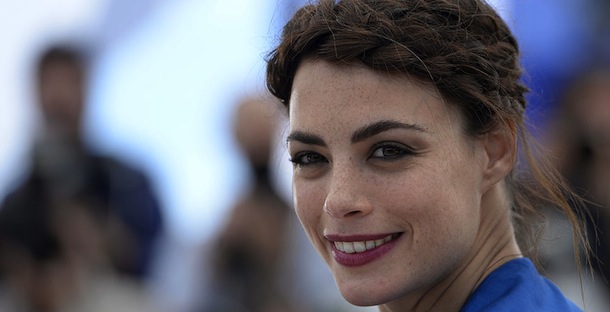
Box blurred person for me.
[0,165,155,312]
[196,95,305,312]
[265,0,590,311]
[25,44,164,281]
[546,66,610,297]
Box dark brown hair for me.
[266,0,588,267]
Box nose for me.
[323,165,373,219]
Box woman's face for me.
[287,60,490,306]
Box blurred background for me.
[0,0,608,311]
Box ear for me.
[481,129,516,192]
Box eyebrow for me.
[286,119,427,146]
[351,120,427,143]
[286,131,326,146]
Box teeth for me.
[334,242,343,250]
[353,242,366,252]
[343,242,355,253]
[334,234,395,253]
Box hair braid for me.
[267,0,589,266]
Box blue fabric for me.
[461,258,582,312]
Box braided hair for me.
[267,0,588,265]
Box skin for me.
[287,59,522,312]
[38,61,86,140]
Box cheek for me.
[421,171,480,253]
[382,164,481,252]
[293,179,321,222]
[293,179,327,249]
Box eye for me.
[370,143,412,160]
[289,152,328,167]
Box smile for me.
[334,234,394,253]
[326,233,402,266]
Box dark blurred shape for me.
[0,155,155,311]
[206,182,293,312]
[197,95,302,312]
[1,43,164,281]
[547,65,610,296]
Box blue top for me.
[461,258,582,312]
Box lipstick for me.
[326,233,402,267]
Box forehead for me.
[288,60,458,134]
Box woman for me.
[265,0,586,311]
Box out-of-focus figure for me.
[196,95,303,312]
[0,170,154,312]
[546,65,610,298]
[0,43,164,311]
[30,44,163,281]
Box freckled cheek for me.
[292,181,328,251]
[293,180,324,218]
[404,181,479,257]
[378,177,456,233]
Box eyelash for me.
[369,142,414,160]
[289,142,414,167]
[289,152,327,167]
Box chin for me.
[341,292,381,307]
[335,278,399,307]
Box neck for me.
[380,183,522,312]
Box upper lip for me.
[325,232,402,242]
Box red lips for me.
[327,232,402,266]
